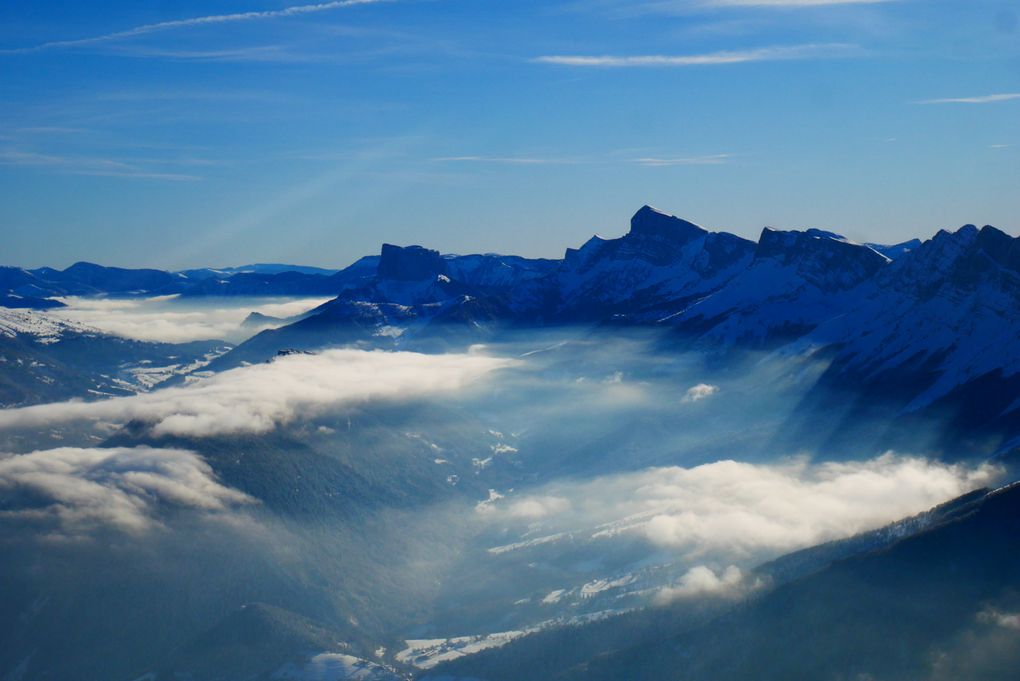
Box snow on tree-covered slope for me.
[0,307,98,342]
[0,307,227,406]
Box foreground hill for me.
[427,481,1020,681]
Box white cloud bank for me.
[0,349,513,437]
[483,455,998,561]
[979,609,1020,631]
[655,565,745,603]
[49,295,332,343]
[0,446,251,536]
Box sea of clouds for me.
[49,295,333,343]
[479,454,999,600]
[0,348,514,437]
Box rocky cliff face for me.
[377,244,447,281]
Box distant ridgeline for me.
[4,205,1020,454]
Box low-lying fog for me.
[49,295,333,343]
[0,302,1004,671]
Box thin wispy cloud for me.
[434,155,575,165]
[99,42,406,64]
[710,0,890,6]
[14,126,86,135]
[919,93,1020,105]
[534,43,854,67]
[1,0,389,54]
[0,150,201,181]
[95,89,289,103]
[633,155,731,166]
[102,45,304,63]
[578,0,893,15]
[434,154,734,167]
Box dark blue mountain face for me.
[773,223,1020,456]
[51,261,185,293]
[1,261,360,302]
[0,293,66,310]
[753,227,889,288]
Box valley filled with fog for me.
[1,293,1014,680]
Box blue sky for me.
[1,0,1017,269]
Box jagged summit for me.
[882,223,1017,290]
[242,311,284,328]
[972,224,1020,273]
[628,205,706,242]
[803,228,848,241]
[377,244,447,281]
[755,226,890,272]
[866,238,921,260]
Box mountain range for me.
[7,205,1017,456]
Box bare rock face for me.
[628,204,707,244]
[754,227,890,291]
[377,244,447,281]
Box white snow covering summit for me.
[0,307,97,343]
